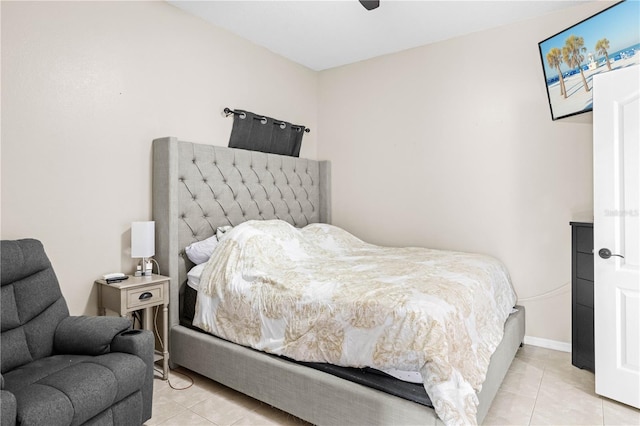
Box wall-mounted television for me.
[538,0,639,120]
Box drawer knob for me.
[598,248,624,259]
[139,292,153,300]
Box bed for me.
[152,136,525,425]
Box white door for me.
[593,65,640,409]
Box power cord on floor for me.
[154,366,195,390]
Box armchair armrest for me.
[112,329,155,423]
[54,316,131,355]
[1,390,17,426]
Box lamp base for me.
[135,258,154,276]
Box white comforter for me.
[193,220,517,425]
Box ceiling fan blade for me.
[359,0,380,11]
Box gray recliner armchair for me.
[1,239,154,425]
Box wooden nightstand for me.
[96,274,170,380]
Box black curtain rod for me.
[223,107,311,133]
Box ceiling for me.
[167,0,590,71]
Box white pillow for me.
[184,235,218,265]
[186,263,206,290]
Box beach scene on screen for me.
[539,1,639,119]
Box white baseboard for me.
[523,335,571,353]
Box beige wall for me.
[1,1,318,315]
[317,1,612,344]
[2,1,611,344]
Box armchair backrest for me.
[1,239,70,374]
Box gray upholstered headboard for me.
[152,137,331,328]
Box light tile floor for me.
[148,345,640,425]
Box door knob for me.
[598,248,624,259]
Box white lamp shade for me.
[131,221,155,258]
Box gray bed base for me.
[152,137,526,425]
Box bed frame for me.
[152,136,525,425]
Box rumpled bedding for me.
[193,220,517,425]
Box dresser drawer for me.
[576,279,594,308]
[575,226,593,254]
[577,252,594,281]
[127,284,165,309]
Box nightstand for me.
[96,274,170,380]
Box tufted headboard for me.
[152,137,331,328]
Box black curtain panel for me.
[228,110,306,157]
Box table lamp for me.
[131,221,155,276]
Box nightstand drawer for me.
[127,284,165,309]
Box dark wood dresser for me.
[570,221,594,372]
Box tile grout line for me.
[527,358,547,425]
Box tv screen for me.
[538,0,639,120]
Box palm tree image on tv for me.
[563,35,590,93]
[546,47,567,98]
[538,1,639,120]
[596,37,612,71]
